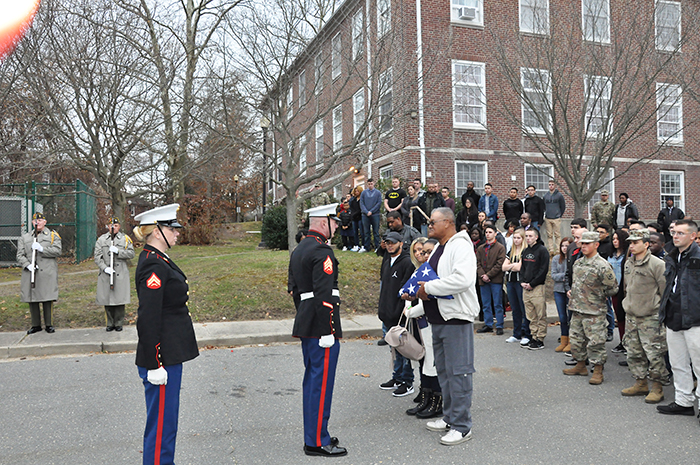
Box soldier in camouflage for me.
[591,190,615,228]
[296,183,332,230]
[563,231,618,384]
[620,229,669,403]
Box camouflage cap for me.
[579,231,600,243]
[627,228,650,241]
[600,189,609,195]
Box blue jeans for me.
[393,351,414,385]
[352,219,363,248]
[480,283,504,329]
[606,298,615,335]
[506,281,529,339]
[554,291,569,337]
[362,213,380,250]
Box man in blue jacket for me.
[478,183,498,222]
[359,178,382,253]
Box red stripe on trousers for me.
[154,384,166,465]
[316,348,330,446]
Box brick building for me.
[271,0,699,221]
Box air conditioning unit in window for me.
[458,7,477,21]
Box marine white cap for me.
[134,203,183,227]
[305,203,340,220]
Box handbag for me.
[385,314,426,361]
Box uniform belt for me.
[300,290,340,301]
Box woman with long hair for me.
[552,237,573,352]
[349,186,363,251]
[502,228,531,344]
[457,197,479,229]
[401,184,422,230]
[608,229,630,353]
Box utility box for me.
[0,196,41,266]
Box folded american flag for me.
[398,262,454,300]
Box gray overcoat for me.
[16,229,62,303]
[94,231,135,306]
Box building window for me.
[378,0,391,38]
[524,164,554,197]
[352,10,364,60]
[657,83,683,144]
[452,60,486,129]
[587,167,614,215]
[353,89,365,136]
[315,53,323,95]
[286,87,293,119]
[521,67,551,134]
[455,161,487,198]
[660,170,684,210]
[333,184,343,200]
[520,0,549,35]
[315,119,324,162]
[450,0,483,26]
[331,33,342,80]
[380,164,393,180]
[582,0,610,43]
[299,70,306,106]
[379,68,393,133]
[584,75,612,138]
[333,105,343,151]
[299,135,307,177]
[656,1,681,52]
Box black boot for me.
[412,386,423,403]
[416,392,443,418]
[406,389,431,416]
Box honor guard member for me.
[133,204,199,465]
[94,216,135,331]
[289,203,347,457]
[16,212,62,334]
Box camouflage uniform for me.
[591,200,615,227]
[622,245,669,382]
[296,190,331,229]
[569,247,618,365]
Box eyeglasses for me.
[420,250,433,256]
[427,219,448,227]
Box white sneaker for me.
[505,336,520,343]
[440,429,472,446]
[351,246,360,252]
[520,337,530,347]
[342,246,348,251]
[426,418,450,432]
[357,247,367,253]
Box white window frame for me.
[379,165,394,180]
[657,83,683,144]
[582,0,610,44]
[352,10,364,60]
[378,0,391,38]
[299,135,307,177]
[524,164,554,198]
[520,0,549,35]
[656,0,682,52]
[299,70,306,106]
[333,184,343,200]
[455,161,487,198]
[584,75,612,138]
[450,0,483,27]
[520,67,551,134]
[315,119,324,162]
[660,170,684,211]
[379,68,393,134]
[314,53,323,95]
[452,60,486,129]
[587,167,615,216]
[286,87,293,119]
[333,105,343,151]
[353,89,365,137]
[331,33,342,80]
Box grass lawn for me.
[0,223,382,332]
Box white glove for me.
[319,334,335,348]
[25,264,37,272]
[147,367,168,385]
[103,267,114,275]
[109,245,119,254]
[31,242,44,252]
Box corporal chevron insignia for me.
[323,256,333,275]
[146,272,162,289]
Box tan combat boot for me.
[645,381,665,404]
[621,379,649,396]
[589,365,604,385]
[555,336,569,353]
[563,361,588,376]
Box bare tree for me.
[487,1,700,216]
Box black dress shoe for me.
[106,326,115,332]
[619,360,628,367]
[27,326,42,335]
[115,326,123,332]
[304,444,348,457]
[45,326,55,333]
[377,338,388,346]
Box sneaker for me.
[520,337,530,347]
[564,351,572,357]
[357,247,367,253]
[528,339,545,350]
[426,418,450,432]
[440,429,472,446]
[342,246,348,251]
[476,326,493,333]
[380,379,399,390]
[392,383,414,397]
[612,343,626,353]
[351,246,360,252]
[656,402,695,416]
[377,338,388,346]
[606,333,614,342]
[505,336,520,343]
[496,328,504,335]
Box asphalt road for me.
[1,333,698,465]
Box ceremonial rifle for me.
[30,225,38,289]
[109,225,115,290]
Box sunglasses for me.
[427,219,448,227]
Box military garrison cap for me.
[627,228,650,241]
[580,231,600,243]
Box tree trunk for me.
[286,193,299,252]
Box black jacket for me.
[290,231,343,338]
[659,241,700,330]
[349,197,362,222]
[377,252,415,327]
[502,198,524,224]
[597,237,614,260]
[524,195,545,225]
[657,207,685,241]
[418,192,446,219]
[461,190,481,212]
[566,246,583,289]
[612,202,639,230]
[135,245,199,370]
[520,241,549,287]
